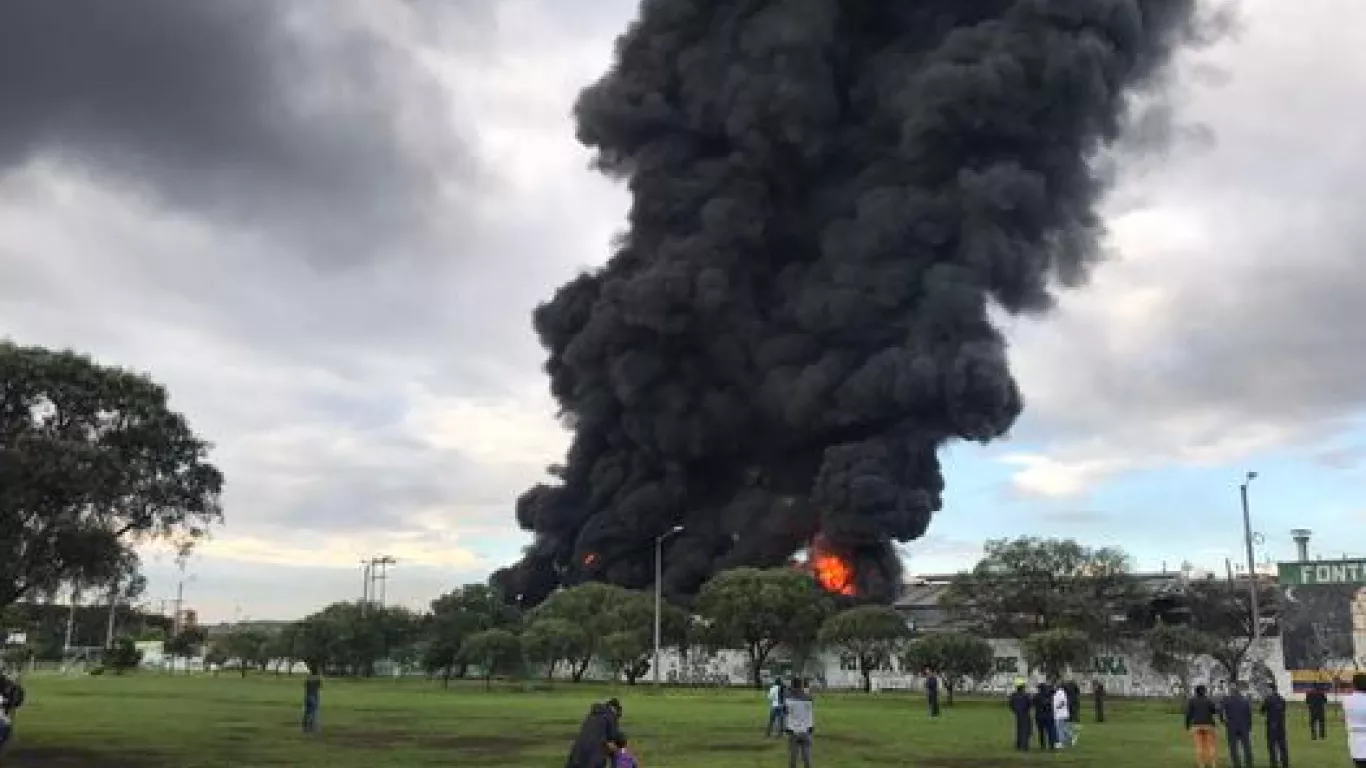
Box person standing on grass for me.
[1344,673,1366,767]
[1221,682,1253,768]
[1306,683,1328,741]
[1261,681,1288,768]
[784,678,814,768]
[1033,682,1057,750]
[1093,680,1106,723]
[924,668,941,718]
[301,671,322,733]
[1186,684,1221,768]
[1052,680,1074,748]
[1063,679,1082,725]
[1008,681,1033,751]
[765,677,787,738]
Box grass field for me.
[0,673,1351,766]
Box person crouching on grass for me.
[784,678,814,768]
[610,733,639,768]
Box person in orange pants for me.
[1185,685,1222,768]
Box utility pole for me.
[653,526,684,687]
[371,556,396,609]
[64,585,80,658]
[360,559,372,617]
[1240,471,1261,643]
[105,577,121,648]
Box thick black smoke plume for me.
[495,0,1200,607]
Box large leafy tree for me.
[696,568,831,688]
[530,582,639,682]
[940,538,1140,641]
[1146,623,1216,696]
[521,618,589,681]
[220,628,271,676]
[819,606,911,693]
[901,631,994,704]
[424,584,521,683]
[0,343,224,610]
[291,602,419,677]
[1181,578,1279,686]
[1021,628,1093,681]
[459,628,522,690]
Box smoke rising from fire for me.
[494,0,1202,606]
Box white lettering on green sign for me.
[1279,560,1366,586]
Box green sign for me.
[1278,560,1366,586]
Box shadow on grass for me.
[0,746,171,767]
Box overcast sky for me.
[3,0,1364,622]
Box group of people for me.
[1006,678,1104,751]
[1186,675,1366,768]
[764,677,816,768]
[0,673,26,750]
[566,697,639,768]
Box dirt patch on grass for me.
[0,746,170,767]
[324,729,529,754]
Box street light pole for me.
[1240,471,1261,643]
[653,526,684,688]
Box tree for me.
[1022,629,1093,681]
[1182,578,1278,686]
[104,636,143,674]
[940,538,1140,642]
[0,343,225,612]
[901,632,994,704]
[264,625,299,675]
[221,629,270,677]
[530,582,639,682]
[599,630,651,685]
[423,584,520,683]
[1146,623,1216,696]
[164,626,207,672]
[696,568,831,688]
[819,606,911,693]
[521,618,589,681]
[459,628,522,690]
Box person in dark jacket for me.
[1306,684,1328,740]
[1186,685,1221,768]
[924,669,940,717]
[1033,683,1057,750]
[1261,682,1289,768]
[566,700,624,768]
[1093,680,1106,723]
[1008,682,1033,751]
[0,675,22,718]
[1221,684,1254,768]
[1063,680,1082,725]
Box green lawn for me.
[0,673,1350,766]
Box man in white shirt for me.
[1053,683,1075,748]
[1344,672,1366,767]
[765,678,787,738]
[784,678,814,768]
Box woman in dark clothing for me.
[1033,683,1057,750]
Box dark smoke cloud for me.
[495,0,1203,606]
[0,0,473,264]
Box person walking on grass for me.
[1186,684,1221,768]
[1221,682,1253,768]
[1093,680,1107,724]
[301,671,322,734]
[1008,681,1033,751]
[765,677,787,738]
[1344,673,1366,767]
[1306,683,1328,741]
[784,678,814,768]
[1261,682,1288,768]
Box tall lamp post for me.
[1240,471,1261,643]
[654,525,684,687]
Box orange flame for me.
[808,538,856,596]
[583,552,599,566]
